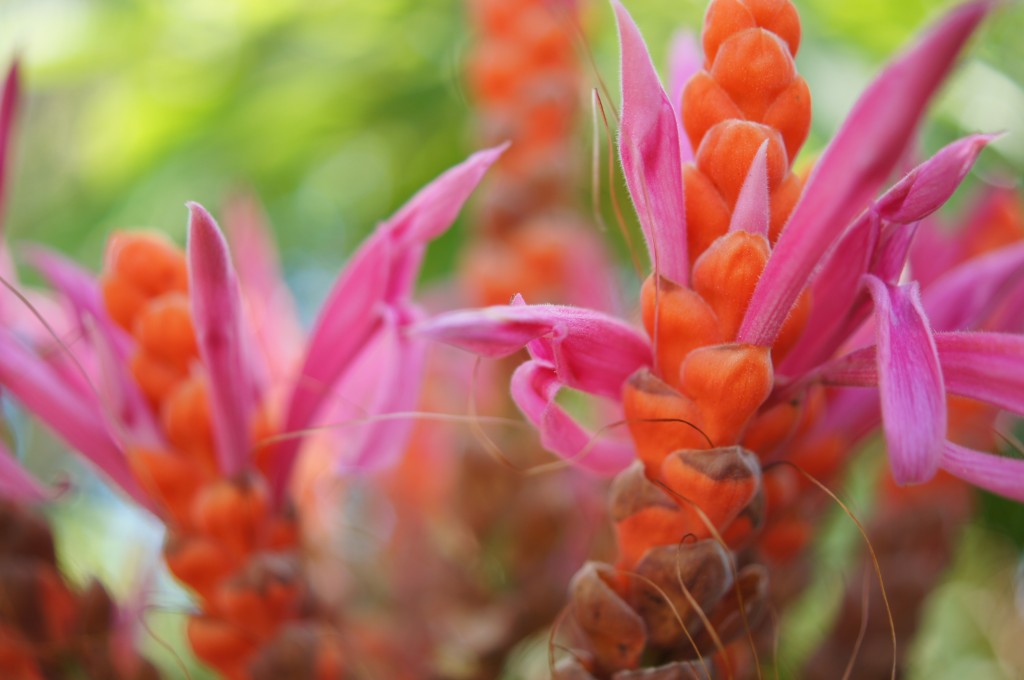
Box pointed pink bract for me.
[615,1,688,286]
[187,202,259,476]
[728,141,770,236]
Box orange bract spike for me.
[771,287,811,362]
[758,515,811,563]
[614,506,696,569]
[132,293,197,368]
[769,171,803,242]
[692,231,771,340]
[640,275,723,388]
[711,29,796,121]
[105,232,188,298]
[659,447,761,536]
[162,374,218,474]
[192,476,270,559]
[683,164,732,264]
[702,0,801,66]
[130,352,187,407]
[679,344,772,446]
[164,534,240,602]
[100,276,147,331]
[127,448,211,527]
[696,121,788,207]
[741,398,800,457]
[623,369,709,477]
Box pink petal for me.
[384,143,508,300]
[417,302,653,399]
[27,248,132,357]
[728,141,769,236]
[82,317,164,449]
[0,330,152,508]
[511,361,633,475]
[869,221,920,284]
[0,61,20,228]
[822,330,1024,417]
[615,1,688,286]
[921,242,1024,331]
[289,146,503,434]
[779,212,880,377]
[864,276,945,484]
[935,331,1024,415]
[738,2,992,346]
[187,202,261,476]
[346,312,427,472]
[223,193,305,381]
[781,134,994,375]
[940,441,1024,502]
[908,215,957,289]
[873,133,996,223]
[0,439,48,503]
[286,229,390,437]
[667,30,700,163]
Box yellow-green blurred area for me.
[1,0,1023,678]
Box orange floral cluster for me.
[559,2,824,675]
[100,234,337,680]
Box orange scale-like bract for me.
[191,476,271,561]
[679,344,773,447]
[101,233,189,319]
[692,230,771,340]
[640,275,723,388]
[696,120,789,207]
[711,29,798,120]
[162,374,219,473]
[130,351,188,407]
[126,448,211,527]
[702,0,801,66]
[132,293,198,367]
[622,370,709,477]
[683,163,733,262]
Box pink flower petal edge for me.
[864,276,945,485]
[417,301,653,399]
[187,202,262,476]
[0,60,19,228]
[346,308,429,472]
[739,2,992,346]
[667,30,700,163]
[615,0,688,286]
[940,441,1024,502]
[511,361,633,476]
[223,193,305,381]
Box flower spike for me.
[615,1,688,286]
